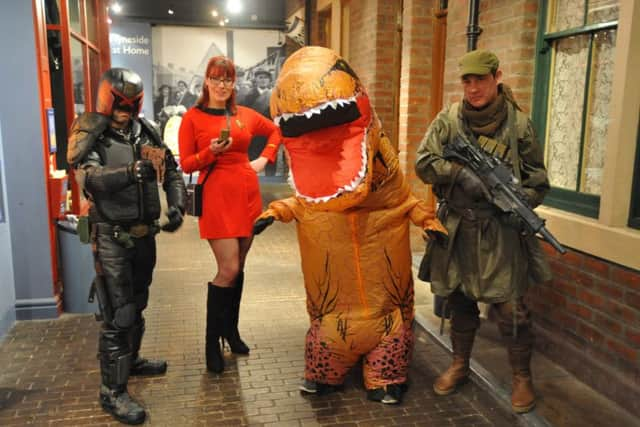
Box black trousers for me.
[93,230,156,387]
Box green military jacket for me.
[415,101,551,303]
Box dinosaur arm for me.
[408,197,447,236]
[259,196,301,223]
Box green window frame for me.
[629,119,640,229]
[532,1,618,218]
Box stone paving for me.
[0,217,520,426]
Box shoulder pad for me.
[138,117,164,147]
[67,112,110,166]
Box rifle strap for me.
[445,103,462,200]
[506,104,522,183]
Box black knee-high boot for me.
[206,284,233,373]
[226,272,250,354]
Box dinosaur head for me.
[271,46,382,210]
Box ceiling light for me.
[219,19,225,26]
[111,2,122,13]
[226,1,243,14]
[251,14,258,21]
[107,17,112,24]
[211,9,219,17]
[168,8,174,15]
[224,18,229,23]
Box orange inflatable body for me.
[261,47,446,395]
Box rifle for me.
[442,132,566,254]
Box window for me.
[44,0,110,212]
[629,118,640,229]
[532,0,619,218]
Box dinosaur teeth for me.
[274,97,357,126]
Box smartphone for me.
[219,128,230,144]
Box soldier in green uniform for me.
[415,50,551,413]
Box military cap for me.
[459,49,500,76]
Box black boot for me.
[129,317,168,376]
[206,284,233,373]
[226,272,250,354]
[100,384,146,425]
[99,329,146,425]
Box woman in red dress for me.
[178,56,280,373]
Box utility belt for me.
[93,221,160,247]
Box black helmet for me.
[96,67,143,116]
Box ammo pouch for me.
[77,215,91,244]
[418,203,448,282]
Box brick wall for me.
[530,242,640,416]
[348,0,402,145]
[442,0,538,112]
[398,0,437,202]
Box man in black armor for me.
[67,68,186,424]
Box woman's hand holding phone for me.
[209,129,232,154]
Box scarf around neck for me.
[461,83,520,136]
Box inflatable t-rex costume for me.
[256,46,446,403]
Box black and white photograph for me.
[151,25,287,179]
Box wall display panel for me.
[110,22,155,118]
[0,123,4,223]
[151,25,287,178]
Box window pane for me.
[582,29,616,195]
[45,0,61,25]
[85,0,97,43]
[68,0,81,34]
[549,0,585,32]
[587,0,618,25]
[546,35,590,191]
[70,38,85,117]
[89,49,100,110]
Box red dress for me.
[178,106,280,239]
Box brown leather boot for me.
[508,341,536,413]
[433,329,476,395]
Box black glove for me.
[456,166,490,201]
[253,216,275,235]
[130,160,156,182]
[503,212,530,236]
[426,229,448,247]
[161,206,184,232]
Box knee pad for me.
[113,303,137,329]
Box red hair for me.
[196,55,237,113]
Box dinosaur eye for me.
[330,59,359,80]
